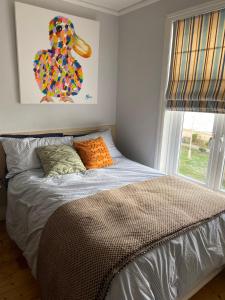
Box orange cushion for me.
[74,137,113,170]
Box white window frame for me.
[155,0,225,191]
[161,112,225,190]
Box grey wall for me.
[116,0,212,167]
[0,0,118,133]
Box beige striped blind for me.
[166,9,225,113]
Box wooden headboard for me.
[0,124,115,220]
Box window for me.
[160,5,225,192]
[161,111,225,191]
[178,112,215,183]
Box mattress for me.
[6,157,225,300]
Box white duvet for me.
[6,157,163,273]
[6,157,225,300]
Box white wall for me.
[0,0,118,133]
[116,0,213,167]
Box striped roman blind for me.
[166,9,225,113]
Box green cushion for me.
[36,144,86,177]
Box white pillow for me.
[73,129,122,158]
[2,136,73,178]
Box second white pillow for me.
[2,136,73,178]
[73,130,122,159]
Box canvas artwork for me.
[15,2,99,104]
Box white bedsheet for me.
[6,157,225,300]
[6,157,163,274]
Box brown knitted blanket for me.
[37,176,225,300]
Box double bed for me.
[1,126,225,300]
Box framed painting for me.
[15,2,99,104]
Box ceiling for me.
[63,0,160,15]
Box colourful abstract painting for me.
[15,3,99,104]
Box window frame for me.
[156,0,225,192]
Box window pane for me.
[178,112,214,183]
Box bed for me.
[1,126,225,300]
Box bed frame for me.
[0,124,115,220]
